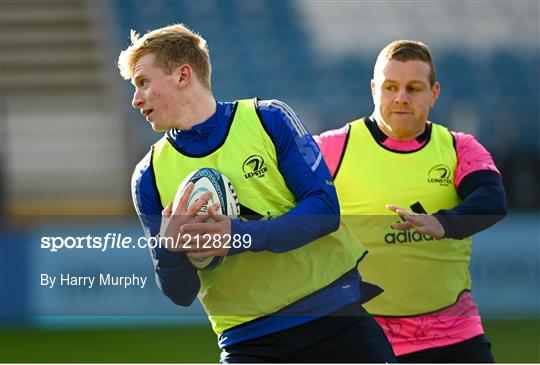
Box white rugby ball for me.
[173,168,240,270]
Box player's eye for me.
[136,79,148,88]
[408,85,423,92]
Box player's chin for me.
[389,113,415,122]
[148,120,167,132]
[392,117,421,131]
[151,124,167,132]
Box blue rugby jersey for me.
[131,99,364,347]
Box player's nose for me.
[132,89,144,109]
[394,87,410,104]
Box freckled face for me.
[131,53,181,132]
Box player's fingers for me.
[162,203,173,218]
[211,203,221,213]
[394,208,415,217]
[386,204,401,213]
[174,182,194,215]
[192,214,209,224]
[181,222,211,235]
[387,203,412,217]
[163,204,172,217]
[186,192,212,216]
[160,204,174,238]
[208,203,224,220]
[391,221,414,230]
[182,232,218,250]
[180,223,198,234]
[402,214,426,226]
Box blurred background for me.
[0,0,538,362]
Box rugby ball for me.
[173,168,240,270]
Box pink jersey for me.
[315,122,500,183]
[315,121,499,355]
[374,292,484,356]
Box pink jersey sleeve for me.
[453,132,500,188]
[314,125,349,177]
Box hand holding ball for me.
[172,168,240,269]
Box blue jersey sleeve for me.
[229,99,340,254]
[434,170,507,240]
[132,149,200,306]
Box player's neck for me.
[175,89,216,130]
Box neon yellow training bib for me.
[152,99,367,335]
[336,119,472,316]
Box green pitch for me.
[1,319,538,362]
[0,325,220,363]
[483,318,540,363]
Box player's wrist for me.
[153,234,190,265]
[227,219,260,255]
[432,213,450,239]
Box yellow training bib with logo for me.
[152,99,367,335]
[335,119,472,316]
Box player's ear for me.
[431,82,441,107]
[370,79,378,100]
[175,64,192,88]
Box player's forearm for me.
[153,246,201,306]
[229,100,341,253]
[229,193,340,254]
[434,171,507,239]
